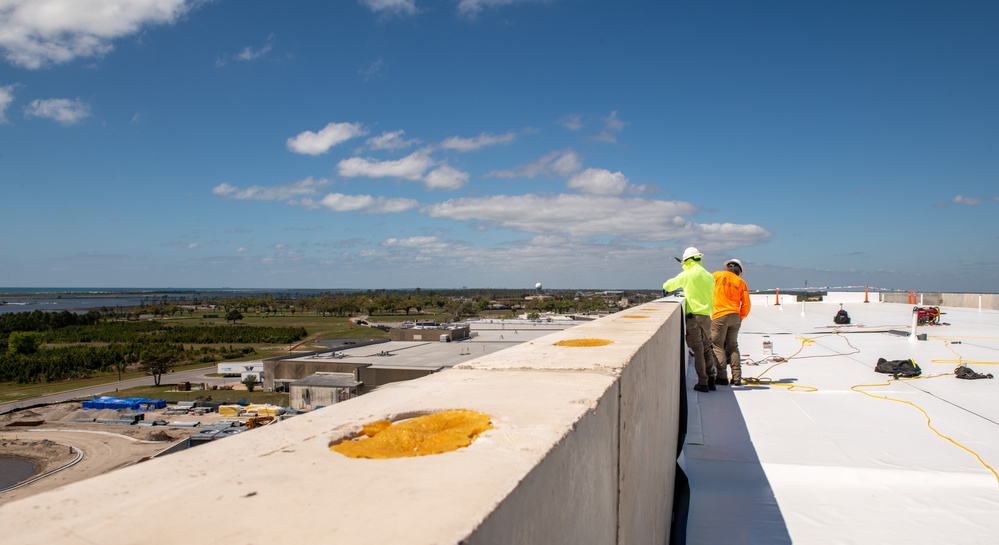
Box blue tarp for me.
[83,396,167,411]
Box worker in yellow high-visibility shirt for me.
[663,247,718,393]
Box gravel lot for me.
[0,401,234,505]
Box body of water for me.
[0,457,36,489]
[0,288,359,315]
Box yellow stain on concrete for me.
[622,315,649,319]
[555,338,613,347]
[330,409,493,459]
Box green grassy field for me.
[1,313,389,404]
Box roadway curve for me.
[0,428,180,505]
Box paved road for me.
[0,366,218,415]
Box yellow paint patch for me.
[622,315,649,319]
[555,338,613,347]
[330,409,493,459]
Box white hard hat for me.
[724,258,744,275]
[681,247,703,261]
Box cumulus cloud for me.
[427,194,681,239]
[440,131,515,152]
[287,122,367,155]
[566,168,629,195]
[0,0,192,69]
[366,129,419,150]
[338,151,433,180]
[24,98,90,124]
[0,84,14,123]
[302,193,418,214]
[953,195,981,205]
[212,177,327,201]
[487,149,582,179]
[424,164,469,190]
[359,0,417,17]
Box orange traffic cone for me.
[864,286,869,303]
[775,288,780,305]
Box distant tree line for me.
[0,310,304,384]
[196,288,657,319]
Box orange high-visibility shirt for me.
[712,270,751,320]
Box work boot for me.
[693,384,709,393]
[731,379,742,386]
[707,377,716,391]
[715,378,729,386]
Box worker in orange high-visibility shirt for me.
[710,259,751,386]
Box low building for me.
[290,372,362,411]
[217,361,264,376]
[388,323,470,342]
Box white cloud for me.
[338,151,470,191]
[359,0,417,16]
[235,246,248,253]
[236,34,273,61]
[440,131,515,152]
[366,129,419,150]
[457,0,539,18]
[383,236,440,248]
[358,58,385,81]
[424,164,469,190]
[592,110,627,144]
[286,122,367,155]
[185,242,198,249]
[558,113,582,131]
[0,84,14,123]
[0,0,192,69]
[302,193,419,214]
[953,195,981,205]
[23,98,90,124]
[487,149,582,179]
[212,177,327,201]
[424,193,770,245]
[566,168,629,195]
[603,110,626,132]
[337,151,433,181]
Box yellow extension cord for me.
[741,333,999,485]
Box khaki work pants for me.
[685,313,717,387]
[710,313,743,381]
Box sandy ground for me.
[0,402,231,506]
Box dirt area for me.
[0,401,234,506]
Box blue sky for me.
[1,0,997,292]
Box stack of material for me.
[218,405,245,417]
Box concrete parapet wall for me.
[881,292,999,310]
[0,302,685,545]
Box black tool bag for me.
[834,309,851,324]
[955,366,994,380]
[875,357,921,378]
